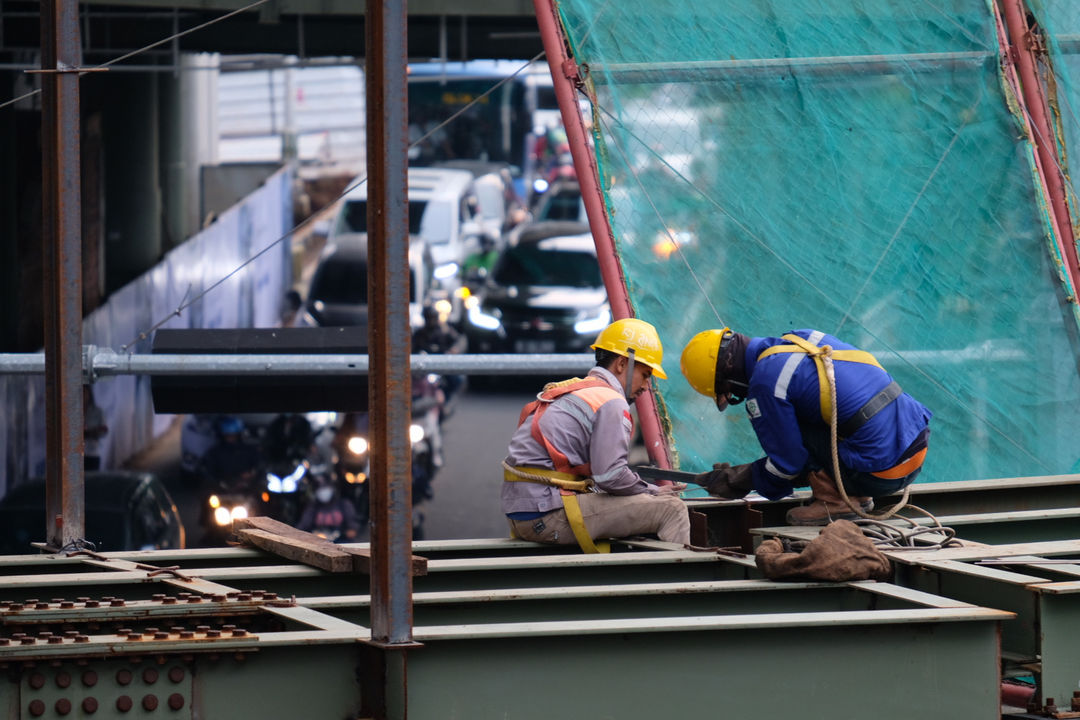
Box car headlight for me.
[434,262,459,280]
[347,435,369,456]
[231,506,248,521]
[574,306,612,335]
[468,304,502,331]
[409,424,425,444]
[533,178,549,194]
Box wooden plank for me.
[234,516,428,576]
[237,528,354,573]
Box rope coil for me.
[820,347,959,549]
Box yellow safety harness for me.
[755,333,884,426]
[504,376,621,554]
[755,332,916,521]
[502,462,610,553]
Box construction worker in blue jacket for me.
[679,328,932,525]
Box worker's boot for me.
[785,470,872,526]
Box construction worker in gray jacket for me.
[502,318,690,552]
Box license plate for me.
[514,339,556,353]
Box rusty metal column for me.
[1001,0,1080,291]
[533,0,673,469]
[366,0,416,708]
[39,0,85,548]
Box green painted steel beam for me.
[405,617,1007,719]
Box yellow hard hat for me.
[680,328,731,398]
[590,318,667,379]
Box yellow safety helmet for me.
[680,328,731,398]
[590,318,667,379]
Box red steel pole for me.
[533,0,674,468]
[1001,0,1080,297]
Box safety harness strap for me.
[502,464,593,492]
[501,463,609,553]
[838,380,902,438]
[560,489,610,554]
[521,376,610,476]
[757,333,885,426]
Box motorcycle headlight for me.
[347,435,368,456]
[468,304,502,331]
[208,494,221,509]
[533,178,549,193]
[409,424,425,444]
[574,306,612,335]
[213,506,232,526]
[434,299,453,319]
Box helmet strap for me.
[624,348,637,401]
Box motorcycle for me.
[261,412,336,526]
[332,378,443,522]
[198,416,270,545]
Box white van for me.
[329,167,483,279]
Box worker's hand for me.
[693,462,753,499]
[650,482,687,496]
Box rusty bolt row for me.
[1,635,90,646]
[119,626,250,641]
[28,693,185,716]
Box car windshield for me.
[538,192,584,221]
[493,245,601,288]
[309,258,418,305]
[339,200,428,235]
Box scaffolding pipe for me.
[0,349,595,378]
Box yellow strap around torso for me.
[503,464,593,492]
[756,333,884,424]
[502,463,609,553]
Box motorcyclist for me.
[202,416,261,491]
[412,305,467,422]
[296,469,359,542]
[460,234,500,284]
[262,413,314,466]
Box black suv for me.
[464,221,610,355]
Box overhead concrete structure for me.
[0,0,542,64]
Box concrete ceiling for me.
[0,0,543,66]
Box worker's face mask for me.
[316,487,335,503]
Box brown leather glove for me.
[693,462,754,499]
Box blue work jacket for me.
[743,330,932,500]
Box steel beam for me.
[39,0,85,550]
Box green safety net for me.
[552,0,1080,487]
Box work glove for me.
[693,462,754,499]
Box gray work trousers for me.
[509,492,690,546]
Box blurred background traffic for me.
[0,56,631,552]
